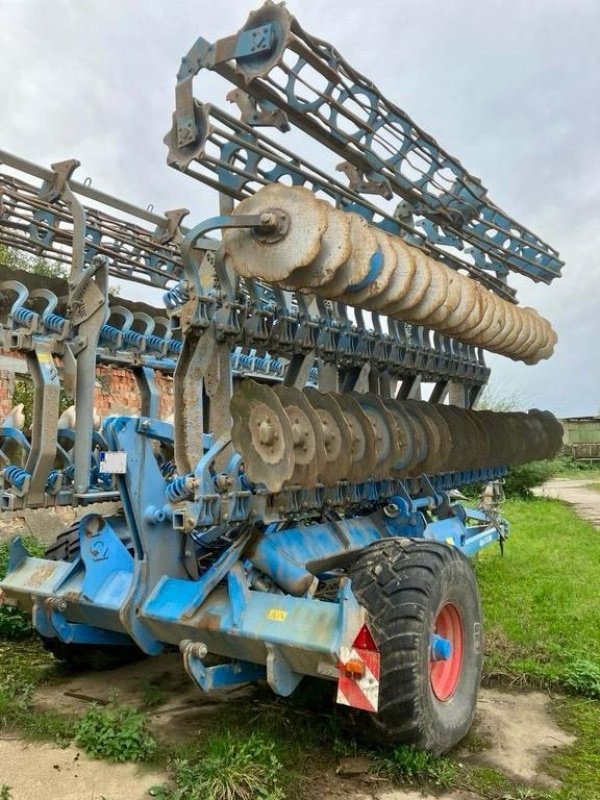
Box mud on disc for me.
[230,379,294,492]
[303,387,352,485]
[333,392,377,482]
[274,384,325,487]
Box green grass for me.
[475,496,600,800]
[2,497,600,798]
[0,535,46,640]
[476,497,600,690]
[549,457,600,479]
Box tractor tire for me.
[348,538,483,754]
[42,521,144,671]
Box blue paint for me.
[431,634,452,661]
[345,249,383,293]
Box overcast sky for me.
[1,0,598,416]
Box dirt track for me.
[534,477,600,528]
[1,654,575,800]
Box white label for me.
[99,451,127,474]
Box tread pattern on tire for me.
[349,537,482,753]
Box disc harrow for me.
[231,380,562,492]
[0,2,567,757]
[222,185,557,364]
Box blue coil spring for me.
[168,339,183,355]
[13,307,36,327]
[122,329,145,349]
[146,334,166,353]
[44,313,67,334]
[165,473,194,502]
[46,470,61,490]
[160,459,177,478]
[163,281,190,310]
[100,324,122,345]
[3,465,31,489]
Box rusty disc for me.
[383,398,417,476]
[402,400,445,475]
[230,380,294,492]
[351,393,399,479]
[303,387,352,485]
[222,184,328,281]
[281,203,352,289]
[317,212,379,298]
[333,392,377,482]
[274,385,325,487]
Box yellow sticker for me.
[37,352,53,364]
[266,608,288,622]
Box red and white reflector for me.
[336,624,380,713]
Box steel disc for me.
[383,398,417,475]
[230,379,294,492]
[281,204,351,289]
[351,393,399,479]
[303,387,352,485]
[274,385,325,487]
[337,228,396,306]
[333,392,377,482]
[380,250,432,316]
[402,400,445,475]
[364,237,416,312]
[222,184,328,281]
[317,213,379,298]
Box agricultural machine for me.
[0,2,563,753]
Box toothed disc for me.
[364,237,416,312]
[230,380,294,492]
[337,228,396,306]
[351,393,398,479]
[380,249,432,315]
[281,204,351,289]
[317,213,378,298]
[222,185,328,281]
[274,384,324,486]
[303,387,352,485]
[334,392,377,482]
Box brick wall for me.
[0,351,174,421]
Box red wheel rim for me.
[429,602,464,701]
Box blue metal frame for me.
[0,416,506,696]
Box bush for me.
[75,704,157,762]
[563,658,600,700]
[502,460,557,499]
[0,536,45,640]
[161,731,285,800]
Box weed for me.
[140,680,167,708]
[375,744,458,789]
[160,730,285,800]
[75,703,156,762]
[563,658,600,699]
[0,785,11,800]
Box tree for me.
[0,244,67,279]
